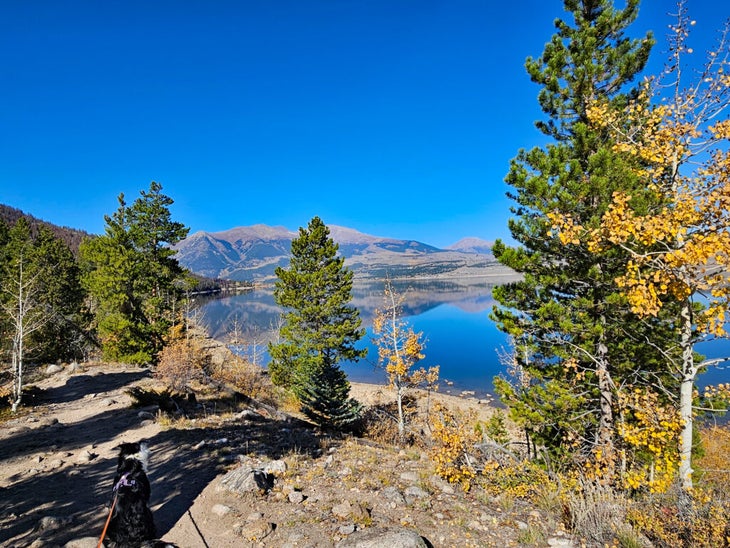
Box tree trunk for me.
[596,341,614,461]
[678,299,696,491]
[11,342,23,413]
[396,377,405,438]
[596,310,615,478]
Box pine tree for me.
[269,216,366,429]
[550,10,730,490]
[27,225,85,362]
[0,219,85,410]
[491,0,672,473]
[80,182,189,364]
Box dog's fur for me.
[104,442,160,548]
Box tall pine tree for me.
[491,0,673,473]
[80,182,188,364]
[269,216,366,429]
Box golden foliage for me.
[155,334,209,393]
[616,389,682,493]
[428,402,480,491]
[551,88,730,333]
[627,493,730,548]
[209,353,268,400]
[696,424,730,498]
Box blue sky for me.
[1,1,727,248]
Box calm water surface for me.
[200,277,730,398]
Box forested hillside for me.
[0,204,92,255]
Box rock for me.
[332,501,354,519]
[235,519,275,541]
[381,486,407,506]
[235,409,261,421]
[547,538,576,547]
[36,515,71,530]
[467,520,486,532]
[47,459,64,469]
[333,501,369,521]
[217,464,274,494]
[400,471,419,482]
[339,523,356,535]
[350,502,370,521]
[336,527,429,548]
[64,538,99,548]
[288,490,305,504]
[404,486,429,501]
[264,459,287,475]
[430,475,455,494]
[138,410,155,420]
[46,364,64,376]
[211,503,233,516]
[76,450,97,464]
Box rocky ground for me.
[0,363,579,547]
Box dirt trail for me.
[1,363,570,548]
[0,364,221,547]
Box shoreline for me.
[348,380,500,422]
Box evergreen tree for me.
[0,219,85,410]
[28,226,86,361]
[269,216,366,429]
[80,182,189,364]
[491,0,673,472]
[0,218,46,411]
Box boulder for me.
[217,464,274,494]
[336,527,429,548]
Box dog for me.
[103,442,175,548]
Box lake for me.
[199,277,730,398]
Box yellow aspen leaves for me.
[617,389,682,493]
[429,402,480,491]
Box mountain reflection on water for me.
[199,276,518,397]
[198,276,730,397]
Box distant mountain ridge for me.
[0,204,92,255]
[0,203,505,282]
[173,224,499,281]
[447,237,495,255]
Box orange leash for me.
[97,494,118,548]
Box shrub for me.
[360,394,423,446]
[429,402,481,490]
[627,489,730,548]
[155,336,210,393]
[209,353,272,402]
[695,424,730,499]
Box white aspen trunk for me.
[678,300,696,491]
[12,268,25,413]
[385,286,406,438]
[596,339,614,461]
[396,376,405,438]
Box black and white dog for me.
[104,442,174,548]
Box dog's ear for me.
[136,442,151,472]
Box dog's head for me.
[117,441,150,473]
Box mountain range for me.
[0,203,508,282]
[173,224,503,281]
